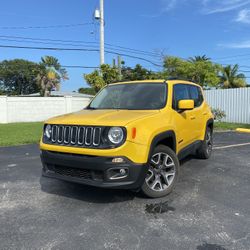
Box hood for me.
[46,109,160,126]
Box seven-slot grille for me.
[48,125,102,147]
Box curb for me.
[214,130,235,133]
[236,128,250,134]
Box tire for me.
[141,145,179,198]
[196,127,213,159]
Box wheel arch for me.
[200,118,214,141]
[147,130,177,162]
[206,118,214,131]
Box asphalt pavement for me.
[0,132,250,250]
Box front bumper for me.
[40,150,148,189]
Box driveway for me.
[0,132,250,250]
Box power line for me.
[0,37,161,58]
[238,70,250,73]
[62,65,98,69]
[213,53,250,61]
[0,38,98,48]
[0,35,97,45]
[238,65,250,68]
[105,42,161,57]
[0,44,162,67]
[0,35,161,57]
[0,44,99,51]
[0,64,98,70]
[0,22,94,29]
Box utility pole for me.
[117,55,122,80]
[100,0,105,66]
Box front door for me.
[187,85,205,140]
[172,84,197,149]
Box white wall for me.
[1,89,249,124]
[204,88,250,124]
[0,96,91,124]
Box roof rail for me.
[167,77,196,83]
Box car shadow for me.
[180,154,195,166]
[39,176,137,204]
[39,155,199,204]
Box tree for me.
[163,56,190,79]
[163,56,220,87]
[189,60,221,87]
[36,56,68,96]
[188,55,211,62]
[0,59,42,95]
[121,64,164,81]
[78,87,96,95]
[84,64,119,92]
[84,63,166,92]
[219,64,246,88]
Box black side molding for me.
[177,140,202,160]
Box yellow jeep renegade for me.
[40,80,213,198]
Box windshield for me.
[88,83,167,110]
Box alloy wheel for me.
[145,152,176,192]
[206,130,213,154]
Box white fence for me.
[0,96,91,124]
[0,88,249,124]
[204,88,250,124]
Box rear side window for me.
[197,87,204,106]
[172,84,190,110]
[188,85,204,107]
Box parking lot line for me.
[214,142,250,150]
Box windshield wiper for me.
[85,106,97,110]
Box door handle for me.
[190,116,196,120]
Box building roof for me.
[50,91,93,98]
[26,91,93,98]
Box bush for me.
[78,87,96,95]
[212,108,226,122]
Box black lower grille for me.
[54,165,92,179]
[47,164,104,181]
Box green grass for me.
[0,121,249,147]
[214,122,250,131]
[0,122,43,147]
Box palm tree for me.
[188,55,211,63]
[220,64,246,88]
[36,56,68,96]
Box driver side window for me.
[172,84,189,110]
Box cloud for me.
[202,0,250,14]
[161,0,178,12]
[161,0,250,14]
[142,0,250,19]
[235,9,250,23]
[218,40,250,49]
[141,0,179,18]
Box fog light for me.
[112,157,125,163]
[120,168,126,175]
[107,168,129,180]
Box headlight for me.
[44,124,52,139]
[108,127,124,144]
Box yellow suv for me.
[40,80,213,198]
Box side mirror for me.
[178,100,194,111]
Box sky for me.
[1,0,250,91]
